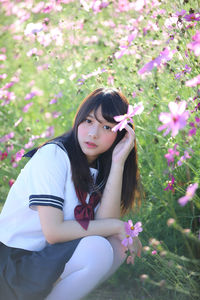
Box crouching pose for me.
[0,87,142,300]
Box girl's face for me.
[77,106,117,164]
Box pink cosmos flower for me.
[186,74,200,87]
[24,22,43,35]
[25,141,34,149]
[164,144,179,166]
[175,64,191,79]
[112,103,144,132]
[177,150,192,166]
[114,30,138,59]
[158,101,189,137]
[0,73,7,79]
[25,92,36,100]
[175,10,186,17]
[133,0,146,12]
[151,250,157,255]
[118,0,130,12]
[178,183,198,206]
[138,48,176,75]
[0,54,6,61]
[0,132,14,143]
[0,151,8,161]
[14,117,23,127]
[164,175,175,192]
[188,122,196,136]
[184,13,200,22]
[107,75,114,85]
[22,102,33,112]
[187,31,200,56]
[9,179,15,187]
[121,220,143,247]
[15,149,25,162]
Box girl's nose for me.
[88,125,98,138]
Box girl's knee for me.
[81,236,114,273]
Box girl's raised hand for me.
[112,125,135,165]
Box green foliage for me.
[0,0,200,299]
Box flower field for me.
[0,0,200,299]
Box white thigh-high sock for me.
[45,236,114,300]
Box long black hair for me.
[41,88,139,213]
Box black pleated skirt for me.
[0,239,81,300]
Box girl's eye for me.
[85,119,92,124]
[103,125,111,131]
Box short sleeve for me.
[27,144,69,211]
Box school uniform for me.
[0,141,99,300]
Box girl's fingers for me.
[124,125,135,145]
[124,124,135,138]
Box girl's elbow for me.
[43,229,60,244]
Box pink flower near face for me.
[187,31,200,56]
[112,103,144,132]
[158,101,189,137]
[178,183,198,206]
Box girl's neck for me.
[89,160,97,169]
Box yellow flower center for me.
[131,226,135,230]
[186,191,192,197]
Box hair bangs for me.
[93,92,128,124]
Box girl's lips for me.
[85,141,97,148]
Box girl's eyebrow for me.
[88,114,95,118]
[88,113,113,124]
[88,113,103,123]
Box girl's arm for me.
[38,206,124,244]
[95,125,135,219]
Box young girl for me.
[0,87,142,300]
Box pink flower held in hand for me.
[158,101,189,137]
[178,183,198,206]
[112,103,144,132]
[121,220,143,247]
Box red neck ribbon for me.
[74,188,101,230]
